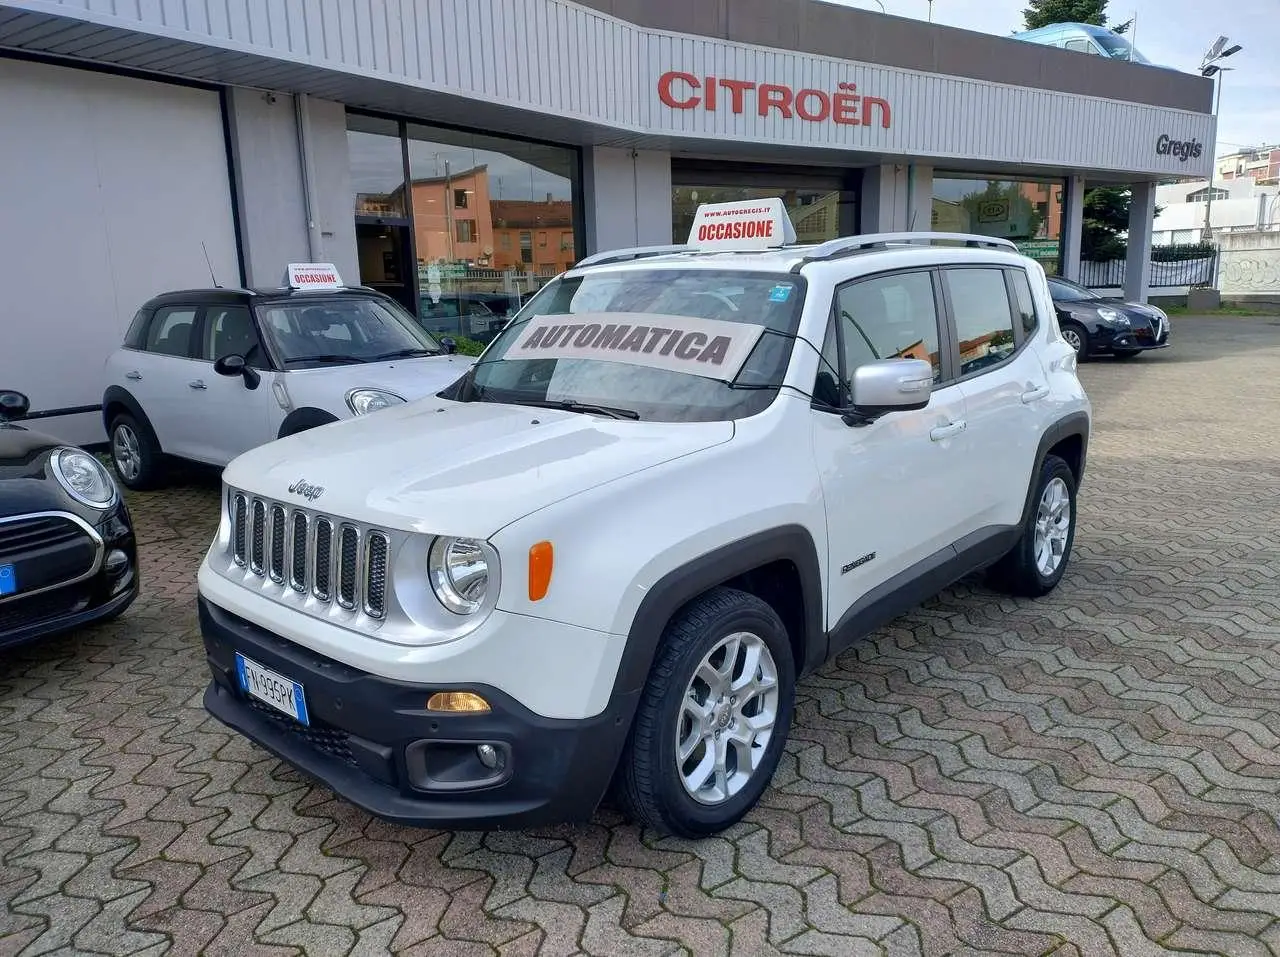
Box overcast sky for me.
[827,0,1276,158]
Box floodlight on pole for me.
[1198,35,1241,242]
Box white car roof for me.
[564,232,1033,281]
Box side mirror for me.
[0,390,30,423]
[843,358,934,427]
[439,337,458,355]
[213,354,261,390]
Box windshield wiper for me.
[504,397,640,420]
[283,354,364,365]
[367,347,441,362]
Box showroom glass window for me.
[345,113,582,346]
[405,122,581,343]
[931,174,1066,274]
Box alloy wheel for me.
[1033,476,1072,577]
[112,424,141,482]
[675,630,780,805]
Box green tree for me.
[1022,0,1130,32]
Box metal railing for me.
[1081,250,1219,289]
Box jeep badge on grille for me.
[287,479,325,502]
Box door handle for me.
[929,420,966,442]
[125,371,142,380]
[1021,385,1050,404]
[188,379,207,390]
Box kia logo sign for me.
[1156,134,1203,162]
[658,72,892,128]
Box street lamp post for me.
[1199,37,1243,242]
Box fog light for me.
[427,691,490,713]
[476,743,503,770]
[104,549,130,575]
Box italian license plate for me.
[0,564,16,596]
[236,653,310,725]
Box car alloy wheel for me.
[614,586,795,837]
[676,630,780,805]
[1033,476,1072,577]
[1060,324,1086,357]
[112,423,141,483]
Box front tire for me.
[988,454,1077,597]
[1060,322,1089,361]
[615,587,796,837]
[109,414,165,490]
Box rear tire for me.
[988,454,1077,598]
[615,586,796,838]
[109,413,165,490]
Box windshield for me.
[452,268,808,422]
[1047,277,1101,302]
[1091,30,1149,62]
[256,296,443,368]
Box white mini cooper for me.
[101,265,474,489]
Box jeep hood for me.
[221,398,734,536]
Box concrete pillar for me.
[1124,181,1157,304]
[582,147,672,252]
[861,164,933,233]
[223,89,357,287]
[1061,175,1085,281]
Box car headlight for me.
[1097,307,1131,328]
[51,447,118,509]
[428,536,494,615]
[346,388,406,415]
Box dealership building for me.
[1,0,1215,444]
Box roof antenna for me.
[201,241,221,288]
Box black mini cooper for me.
[0,390,139,650]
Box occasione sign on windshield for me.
[658,71,893,128]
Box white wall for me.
[583,147,673,250]
[224,90,358,288]
[12,0,1215,179]
[0,58,239,445]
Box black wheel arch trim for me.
[101,386,161,451]
[613,526,825,697]
[278,407,340,438]
[1019,411,1090,528]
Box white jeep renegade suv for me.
[196,200,1090,838]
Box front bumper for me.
[1093,321,1171,354]
[0,502,139,650]
[199,595,640,829]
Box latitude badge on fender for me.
[287,479,325,501]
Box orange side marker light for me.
[529,541,554,601]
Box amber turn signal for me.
[528,540,554,601]
[426,691,490,713]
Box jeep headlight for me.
[428,536,494,615]
[51,448,118,509]
[347,388,405,415]
[1097,307,1131,328]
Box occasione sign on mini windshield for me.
[505,313,768,382]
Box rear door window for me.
[144,306,199,358]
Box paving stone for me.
[7,318,1280,954]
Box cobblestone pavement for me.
[5,316,1280,956]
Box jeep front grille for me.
[228,491,390,619]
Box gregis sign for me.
[658,72,892,128]
[687,198,797,251]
